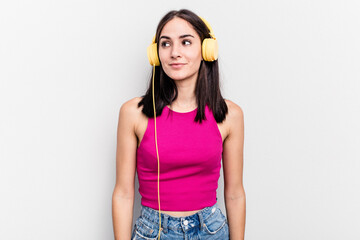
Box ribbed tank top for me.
[136,104,223,211]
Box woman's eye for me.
[183,40,191,45]
[161,42,170,47]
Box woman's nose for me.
[170,43,181,59]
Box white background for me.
[1,0,359,239]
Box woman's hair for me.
[138,9,228,123]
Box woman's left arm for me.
[222,100,246,240]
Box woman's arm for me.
[222,100,246,240]
[112,98,139,240]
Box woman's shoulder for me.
[224,99,244,118]
[220,99,244,141]
[224,99,244,133]
[120,96,143,110]
[119,97,145,121]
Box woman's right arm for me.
[112,99,139,240]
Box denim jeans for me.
[131,202,229,239]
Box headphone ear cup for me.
[147,43,160,66]
[202,38,218,62]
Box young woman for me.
[112,9,245,240]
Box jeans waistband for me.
[139,202,219,233]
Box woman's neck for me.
[172,77,197,109]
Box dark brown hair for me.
[138,9,228,123]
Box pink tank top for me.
[136,104,223,211]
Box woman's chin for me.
[167,73,197,82]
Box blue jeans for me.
[131,202,229,239]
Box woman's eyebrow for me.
[159,34,195,40]
[179,34,195,39]
[160,36,170,40]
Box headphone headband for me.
[198,16,216,39]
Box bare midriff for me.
[160,209,202,217]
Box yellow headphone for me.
[148,16,218,239]
[147,16,218,66]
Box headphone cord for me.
[151,64,162,239]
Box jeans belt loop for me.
[197,210,205,231]
[162,214,168,233]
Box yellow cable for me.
[151,64,162,239]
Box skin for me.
[112,17,245,239]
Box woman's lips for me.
[169,63,186,69]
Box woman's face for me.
[158,17,202,83]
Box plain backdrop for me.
[1,0,359,239]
